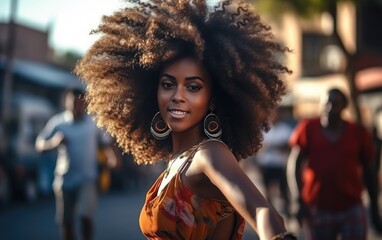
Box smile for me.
[168,109,189,117]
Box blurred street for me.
[0,188,146,240]
[1,161,381,240]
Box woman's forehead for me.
[161,58,211,80]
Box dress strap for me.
[178,138,225,174]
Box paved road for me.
[0,188,256,240]
[0,189,146,240]
[0,161,381,240]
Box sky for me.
[0,0,221,55]
[0,0,126,54]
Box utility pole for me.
[1,0,18,154]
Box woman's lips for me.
[168,109,189,118]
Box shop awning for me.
[0,58,84,90]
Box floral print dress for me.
[139,141,245,240]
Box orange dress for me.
[139,142,245,240]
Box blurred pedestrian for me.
[35,88,116,240]
[257,108,293,217]
[287,88,382,239]
[75,1,297,239]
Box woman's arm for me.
[196,141,289,240]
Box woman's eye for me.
[187,85,202,92]
[161,81,174,89]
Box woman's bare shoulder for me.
[184,139,239,199]
[194,139,237,169]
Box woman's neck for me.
[171,132,206,157]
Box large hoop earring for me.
[204,109,222,139]
[150,112,171,140]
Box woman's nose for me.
[172,87,185,102]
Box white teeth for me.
[170,110,187,115]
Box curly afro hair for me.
[75,0,291,165]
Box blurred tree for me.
[254,0,382,123]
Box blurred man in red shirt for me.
[287,88,382,240]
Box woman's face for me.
[157,57,212,135]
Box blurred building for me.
[0,22,82,106]
[0,22,52,63]
[264,1,382,129]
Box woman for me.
[75,1,295,239]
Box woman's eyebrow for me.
[159,73,205,82]
[185,76,205,82]
[159,73,175,80]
